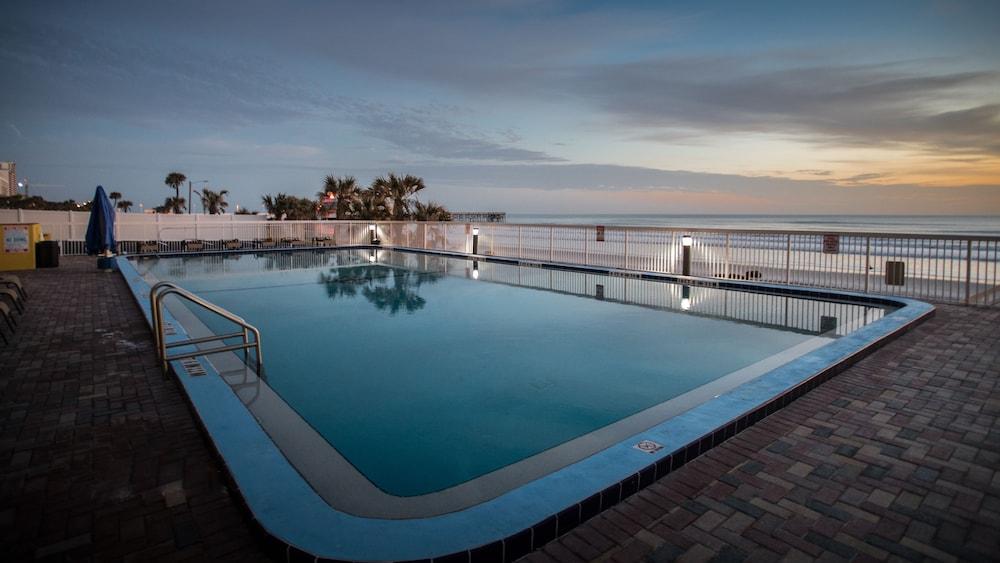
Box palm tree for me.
[164,172,187,202]
[320,175,361,220]
[199,189,229,214]
[261,193,316,220]
[413,200,452,221]
[351,187,390,220]
[372,173,425,220]
[160,196,186,214]
[108,191,122,208]
[117,200,133,213]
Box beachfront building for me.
[0,161,16,196]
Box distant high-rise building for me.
[0,162,15,196]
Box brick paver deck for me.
[2,258,998,562]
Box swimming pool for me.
[121,247,932,561]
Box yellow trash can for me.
[0,223,43,271]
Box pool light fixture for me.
[681,235,692,276]
[472,226,480,254]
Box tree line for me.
[2,171,452,221]
[260,173,451,221]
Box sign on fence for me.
[822,234,840,254]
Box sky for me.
[2,0,999,214]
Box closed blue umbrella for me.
[85,185,117,256]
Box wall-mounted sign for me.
[822,234,840,254]
[3,226,29,253]
[596,225,605,242]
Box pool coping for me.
[116,247,934,562]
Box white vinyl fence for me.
[2,210,997,305]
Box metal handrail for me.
[149,281,264,376]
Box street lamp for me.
[681,235,693,276]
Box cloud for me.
[572,58,1000,155]
[183,138,325,160]
[0,17,561,164]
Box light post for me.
[472,226,480,255]
[187,180,208,214]
[17,178,28,197]
[681,235,693,276]
[369,223,379,245]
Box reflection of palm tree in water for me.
[318,264,442,314]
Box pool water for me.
[139,249,890,497]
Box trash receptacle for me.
[35,240,60,268]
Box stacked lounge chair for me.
[0,275,26,344]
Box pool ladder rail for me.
[149,281,264,377]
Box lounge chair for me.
[0,288,24,314]
[183,240,205,252]
[0,302,15,344]
[257,238,277,248]
[223,239,242,250]
[138,241,159,253]
[312,236,335,247]
[281,237,306,247]
[0,275,27,300]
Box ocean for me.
[506,214,1000,236]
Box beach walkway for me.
[1,258,997,562]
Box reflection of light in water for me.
[681,297,691,310]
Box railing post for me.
[624,229,629,269]
[584,232,589,266]
[966,239,973,304]
[725,233,731,279]
[517,226,522,259]
[785,234,791,283]
[864,236,871,293]
[549,226,554,261]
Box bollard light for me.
[369,223,378,244]
[681,234,692,276]
[472,226,480,254]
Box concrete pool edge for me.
[115,251,934,562]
